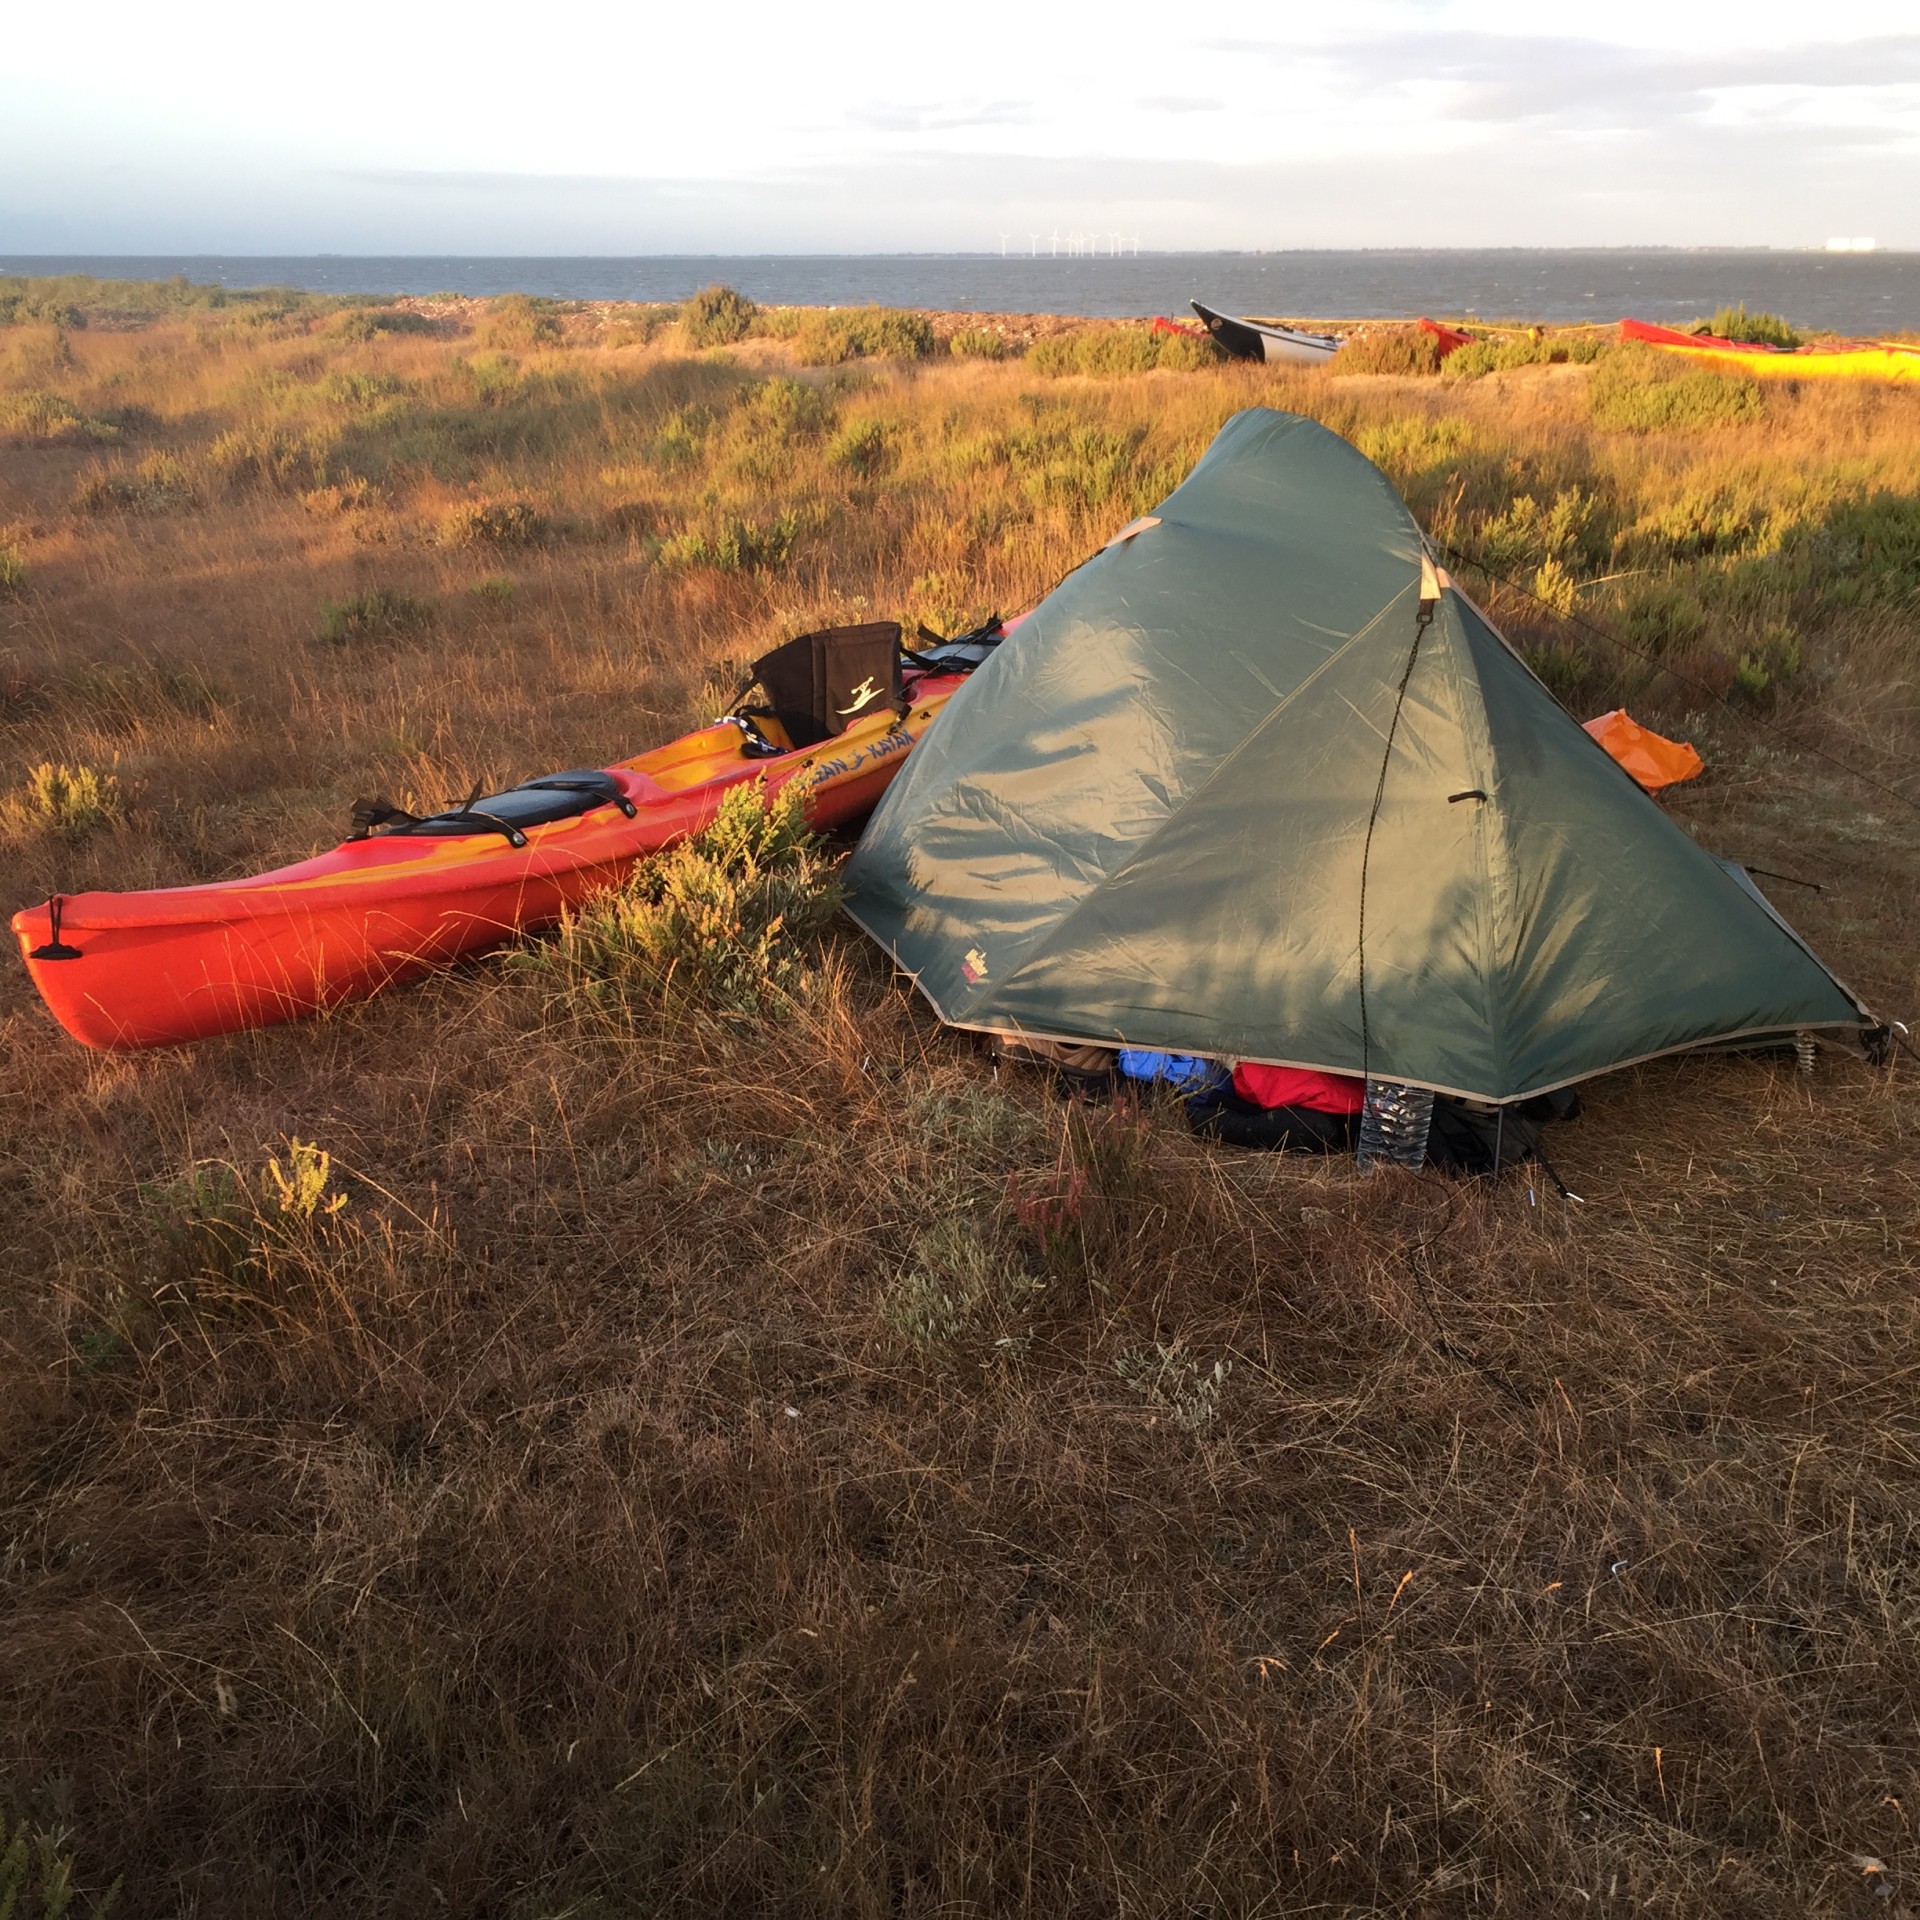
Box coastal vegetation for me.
[2,277,1919,1917]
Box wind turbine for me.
[998,232,1010,257]
[1029,233,1039,257]
[1051,229,1059,257]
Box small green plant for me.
[682,284,761,348]
[658,513,799,573]
[1705,304,1800,349]
[3,761,123,839]
[949,327,1009,360]
[480,293,566,349]
[1589,349,1764,432]
[471,573,516,602]
[316,589,434,644]
[0,543,24,597]
[885,1215,1043,1356]
[647,403,715,469]
[439,498,547,547]
[263,1138,349,1221]
[0,1817,122,1919]
[793,307,936,365]
[1732,622,1803,703]
[1333,327,1443,377]
[538,778,841,1020]
[1115,1343,1232,1434]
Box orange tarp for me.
[1584,709,1705,792]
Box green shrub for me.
[682,284,760,348]
[2,760,123,839]
[0,543,24,597]
[73,452,194,514]
[316,589,434,644]
[1733,621,1803,702]
[1589,348,1764,431]
[1443,331,1608,380]
[1476,488,1601,573]
[205,425,329,493]
[949,327,1010,360]
[1706,304,1800,349]
[647,403,715,468]
[827,417,896,478]
[481,293,567,349]
[1615,578,1710,656]
[438,498,547,547]
[330,307,438,342]
[1028,327,1220,378]
[471,573,517,602]
[658,513,799,572]
[1333,327,1442,377]
[540,778,841,1020]
[0,389,120,447]
[315,370,408,409]
[792,307,936,365]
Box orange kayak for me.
[1620,317,1920,384]
[12,632,976,1050]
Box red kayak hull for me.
[12,679,960,1050]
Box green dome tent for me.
[844,409,1874,1105]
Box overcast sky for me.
[4,0,1916,253]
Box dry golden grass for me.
[3,291,1920,1918]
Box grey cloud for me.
[1217,32,1920,130]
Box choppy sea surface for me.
[3,251,1915,333]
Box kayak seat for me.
[352,770,640,849]
[733,621,904,749]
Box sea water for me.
[3,250,1915,333]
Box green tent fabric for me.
[844,408,1872,1103]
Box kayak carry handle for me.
[29,895,83,962]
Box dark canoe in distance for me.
[1191,300,1341,366]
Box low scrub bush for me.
[481,294,567,349]
[604,305,680,347]
[1029,327,1219,377]
[1333,327,1442,377]
[1615,577,1711,656]
[315,588,434,644]
[2,760,123,839]
[1706,304,1800,348]
[949,327,1010,360]
[73,452,195,514]
[537,779,841,1020]
[330,306,438,342]
[682,284,760,348]
[658,512,800,572]
[827,417,896,478]
[0,389,120,447]
[1589,348,1764,431]
[0,281,87,329]
[1443,331,1607,380]
[792,307,936,365]
[0,543,24,597]
[885,1214,1044,1360]
[439,497,547,547]
[0,1816,121,1919]
[470,573,516,602]
[205,425,330,493]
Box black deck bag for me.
[1187,1091,1357,1154]
[1425,1089,1581,1175]
[740,622,904,748]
